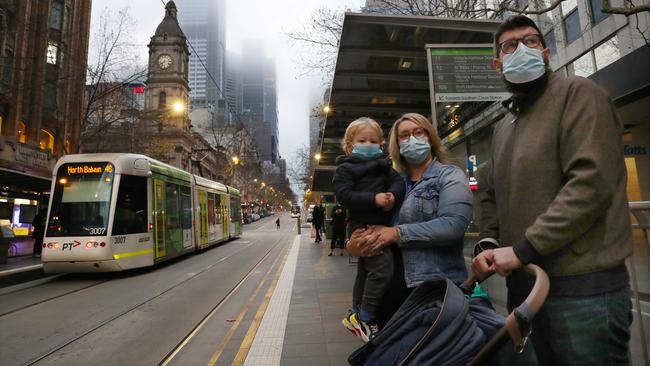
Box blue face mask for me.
[399,136,430,165]
[351,144,382,160]
[502,42,546,84]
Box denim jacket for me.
[395,160,473,287]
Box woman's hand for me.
[346,226,381,257]
[371,225,399,252]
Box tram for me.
[41,153,242,273]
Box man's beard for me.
[503,67,550,97]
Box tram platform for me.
[274,226,361,365]
[0,253,45,288]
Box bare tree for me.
[287,145,314,195]
[78,6,146,153]
[369,0,650,17]
[288,0,648,77]
[285,7,345,78]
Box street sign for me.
[426,45,509,103]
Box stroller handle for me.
[467,264,549,366]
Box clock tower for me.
[145,0,190,131]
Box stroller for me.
[348,264,549,366]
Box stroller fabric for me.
[349,277,505,366]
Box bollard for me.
[297,216,301,234]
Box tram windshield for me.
[47,162,114,237]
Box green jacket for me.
[479,73,632,279]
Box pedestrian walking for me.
[471,15,633,366]
[32,208,46,257]
[328,203,346,256]
[275,217,280,229]
[312,203,323,243]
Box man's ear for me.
[541,48,551,63]
[493,58,502,73]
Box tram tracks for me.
[19,225,294,366]
[0,277,112,318]
[157,227,294,366]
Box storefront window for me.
[18,121,26,143]
[39,129,54,152]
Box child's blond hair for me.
[342,117,383,154]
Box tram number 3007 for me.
[84,227,106,235]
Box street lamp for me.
[231,156,240,165]
[172,101,185,113]
[314,153,321,161]
[323,105,331,114]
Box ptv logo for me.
[62,240,81,251]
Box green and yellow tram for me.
[42,153,242,273]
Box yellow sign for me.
[67,165,108,175]
[13,227,29,236]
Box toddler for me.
[333,117,405,342]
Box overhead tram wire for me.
[158,0,244,127]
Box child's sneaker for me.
[342,313,361,337]
[350,313,380,342]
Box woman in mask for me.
[347,112,473,324]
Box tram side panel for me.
[108,174,154,271]
[228,193,242,238]
[151,175,195,263]
[193,186,229,249]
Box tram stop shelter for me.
[312,13,502,193]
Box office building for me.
[176,0,227,110]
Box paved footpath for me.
[244,229,361,366]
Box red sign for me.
[132,87,145,93]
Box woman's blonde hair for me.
[342,117,384,154]
[388,113,448,173]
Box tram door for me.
[153,179,166,258]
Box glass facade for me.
[594,36,620,70]
[564,10,582,44]
[589,0,610,24]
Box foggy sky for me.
[90,0,364,167]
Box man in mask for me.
[472,15,633,365]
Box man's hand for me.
[471,250,495,281]
[491,247,523,276]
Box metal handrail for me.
[628,201,649,366]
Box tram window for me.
[112,175,147,235]
[207,193,216,225]
[180,186,192,230]
[47,162,113,237]
[215,194,222,224]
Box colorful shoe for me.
[350,313,380,342]
[342,313,361,337]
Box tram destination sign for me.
[426,45,510,103]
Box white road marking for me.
[244,235,300,366]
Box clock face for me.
[158,54,173,69]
